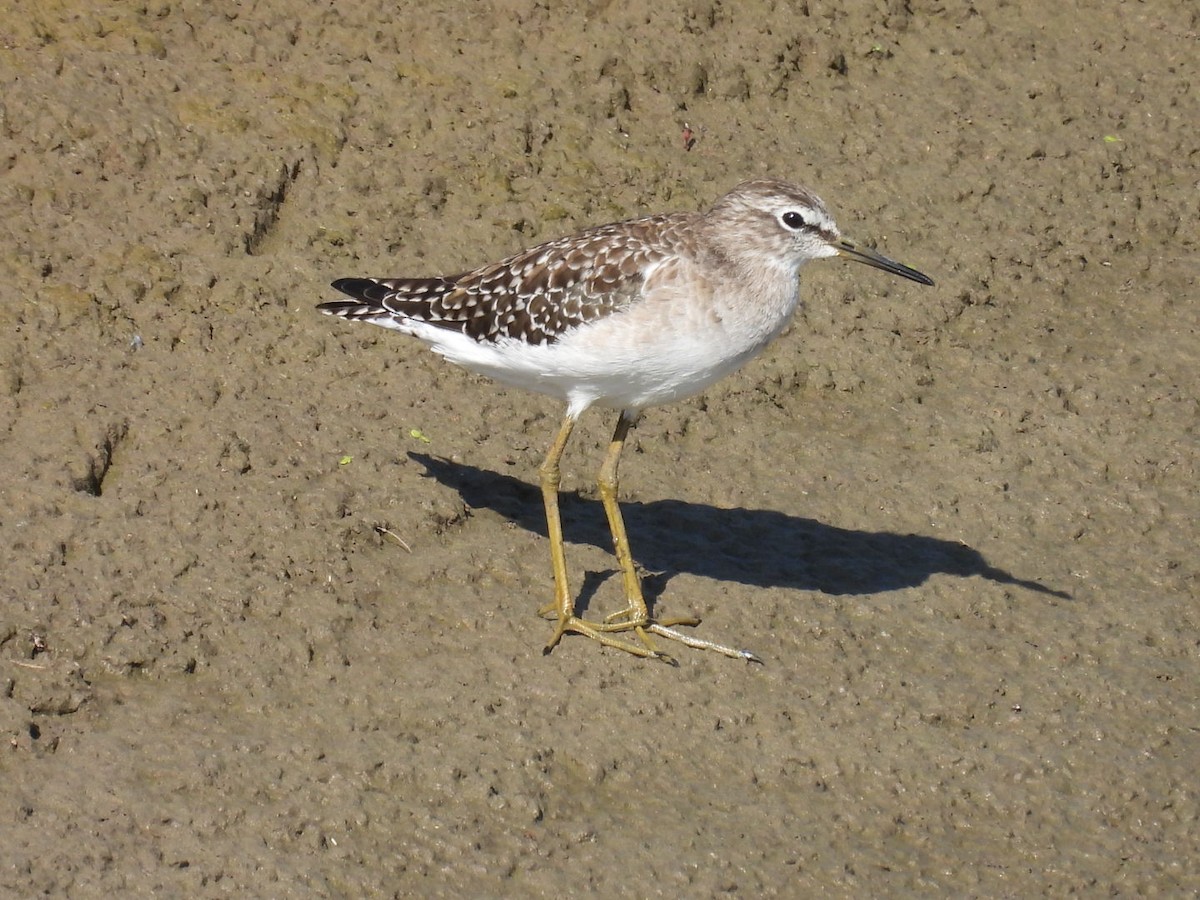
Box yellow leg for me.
[538,412,662,659]
[539,409,759,663]
[588,416,696,636]
[537,414,575,635]
[595,414,648,623]
[594,414,757,661]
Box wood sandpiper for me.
[319,178,934,663]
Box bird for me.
[318,178,933,663]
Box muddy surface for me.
[2,1,1196,894]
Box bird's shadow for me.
[408,452,1071,607]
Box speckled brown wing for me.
[320,213,687,346]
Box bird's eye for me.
[781,210,807,230]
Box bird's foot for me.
[644,622,761,663]
[541,605,759,663]
[543,613,672,662]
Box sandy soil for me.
[2,0,1196,895]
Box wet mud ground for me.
[1,0,1197,894]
